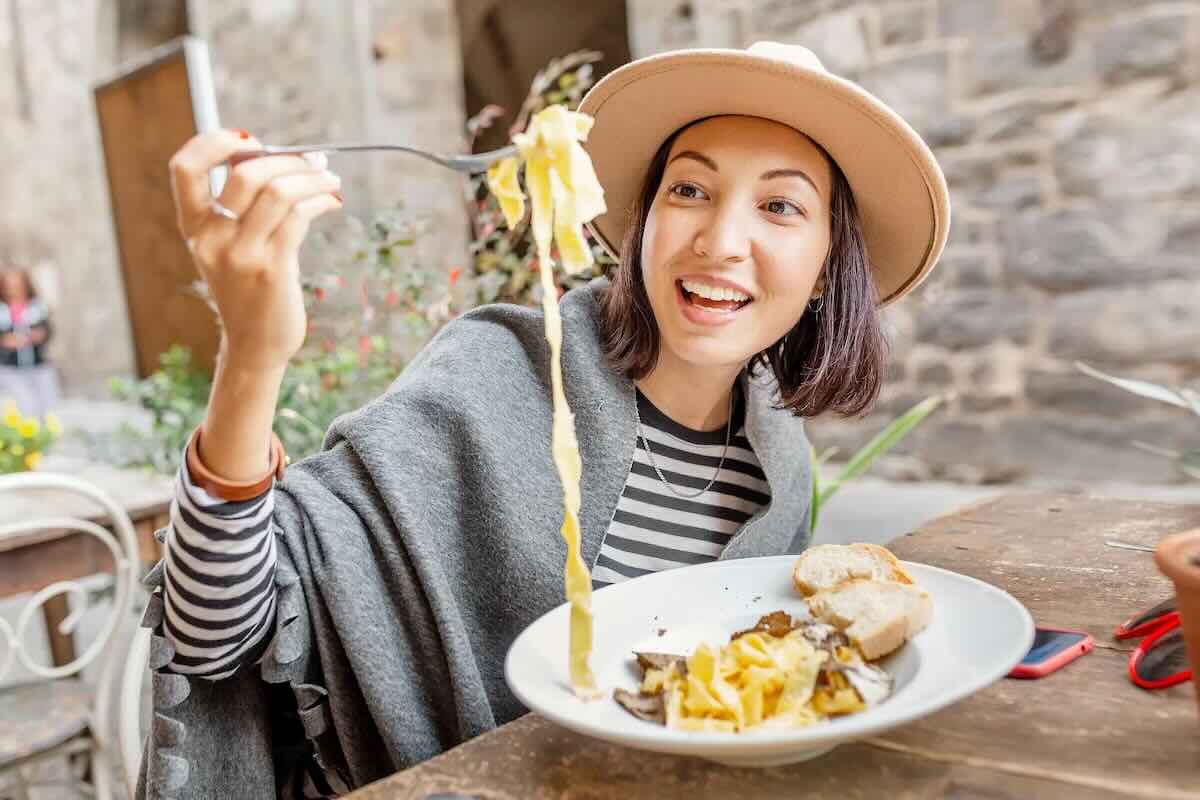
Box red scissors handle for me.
[1115,602,1178,640]
[1128,617,1192,690]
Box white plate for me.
[505,556,1034,767]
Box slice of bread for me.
[792,543,914,597]
[806,579,933,660]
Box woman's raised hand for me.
[169,129,342,372]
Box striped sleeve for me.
[160,461,279,681]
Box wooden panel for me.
[93,37,221,377]
[0,519,162,600]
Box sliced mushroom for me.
[614,688,666,725]
[635,652,688,676]
[796,621,840,647]
[842,661,893,707]
[731,610,800,641]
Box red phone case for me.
[1008,626,1094,679]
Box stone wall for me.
[0,0,140,392]
[178,0,469,341]
[6,0,1199,486]
[0,0,466,393]
[628,0,1200,486]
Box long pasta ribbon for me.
[487,105,607,698]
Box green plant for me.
[95,212,459,474]
[0,399,61,473]
[105,345,210,473]
[1076,361,1200,479]
[464,49,616,307]
[808,395,944,532]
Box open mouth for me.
[677,279,753,314]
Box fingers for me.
[216,151,329,218]
[234,168,342,243]
[270,194,344,256]
[169,129,257,237]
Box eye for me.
[668,182,709,201]
[762,198,805,217]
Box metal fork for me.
[230,143,519,174]
[1106,540,1156,553]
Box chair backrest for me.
[0,471,143,792]
[120,624,152,795]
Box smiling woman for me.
[137,40,948,799]
[600,115,885,422]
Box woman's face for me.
[0,271,26,302]
[640,115,833,372]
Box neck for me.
[636,351,742,431]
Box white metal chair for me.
[118,626,152,797]
[0,472,145,799]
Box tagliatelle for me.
[486,105,607,698]
[640,630,875,733]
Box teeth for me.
[681,280,750,302]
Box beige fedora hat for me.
[577,41,951,307]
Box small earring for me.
[807,295,824,313]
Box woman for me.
[140,42,949,798]
[0,265,59,418]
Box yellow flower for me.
[18,419,39,438]
[24,451,41,470]
[3,409,19,428]
[45,413,62,436]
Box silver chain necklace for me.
[635,388,735,499]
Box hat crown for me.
[747,41,827,73]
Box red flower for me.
[385,289,400,306]
[359,335,372,354]
[449,268,462,287]
[314,287,327,302]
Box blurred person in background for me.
[0,264,60,418]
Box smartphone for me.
[1008,626,1094,679]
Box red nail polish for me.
[233,128,251,140]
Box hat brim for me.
[577,49,951,307]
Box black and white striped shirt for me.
[162,471,278,679]
[162,387,767,677]
[592,386,768,588]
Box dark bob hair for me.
[598,119,887,418]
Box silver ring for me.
[210,200,239,221]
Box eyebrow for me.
[667,150,823,198]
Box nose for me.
[693,202,750,264]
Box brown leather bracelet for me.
[185,426,287,501]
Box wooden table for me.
[348,492,1200,800]
[0,459,172,665]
